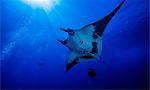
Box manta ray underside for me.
[58,0,126,72]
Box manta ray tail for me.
[93,0,126,36]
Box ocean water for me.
[1,0,149,89]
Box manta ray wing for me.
[66,51,79,72]
[81,0,126,37]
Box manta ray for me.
[58,0,126,72]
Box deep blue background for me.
[1,0,149,89]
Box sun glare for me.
[22,0,58,11]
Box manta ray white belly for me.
[66,25,102,59]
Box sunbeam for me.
[22,0,59,12]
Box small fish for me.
[39,63,45,67]
[88,68,96,79]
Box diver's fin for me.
[81,0,126,37]
[66,51,79,72]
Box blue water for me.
[1,0,149,89]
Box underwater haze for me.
[1,0,149,89]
